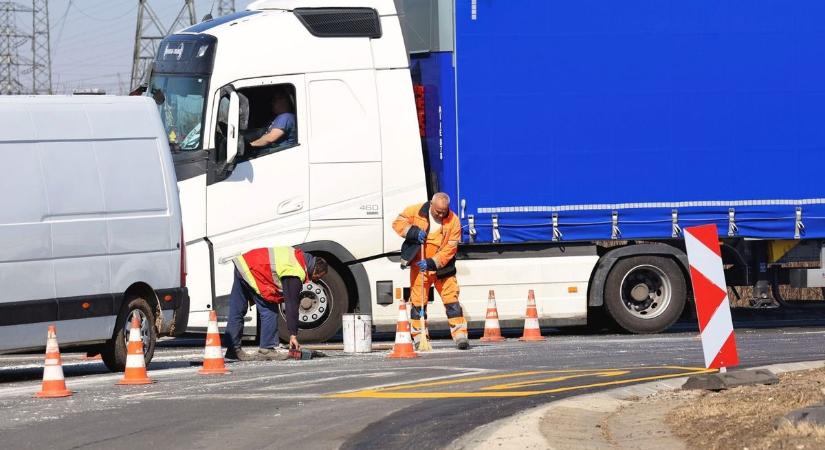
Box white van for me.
[0,96,188,371]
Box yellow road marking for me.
[326,366,715,399]
[480,370,629,391]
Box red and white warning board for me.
[684,224,740,369]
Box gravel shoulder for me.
[667,366,825,450]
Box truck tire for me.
[603,255,686,334]
[278,264,348,343]
[102,297,157,372]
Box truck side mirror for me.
[226,91,240,164]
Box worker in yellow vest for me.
[224,246,328,361]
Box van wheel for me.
[603,256,687,334]
[102,297,157,372]
[278,264,348,343]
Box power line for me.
[73,3,137,22]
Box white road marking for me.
[258,372,399,391]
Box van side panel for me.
[0,96,186,352]
[0,143,54,305]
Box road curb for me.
[452,360,825,450]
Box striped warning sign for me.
[684,224,739,369]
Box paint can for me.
[342,314,372,353]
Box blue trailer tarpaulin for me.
[441,0,825,243]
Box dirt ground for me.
[661,367,825,450]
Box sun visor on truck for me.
[154,34,217,75]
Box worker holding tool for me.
[392,192,469,350]
[224,246,328,361]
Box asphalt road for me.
[2,320,825,449]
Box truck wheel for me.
[603,256,686,334]
[102,297,157,372]
[278,264,348,343]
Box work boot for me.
[225,347,264,361]
[258,348,289,361]
[456,337,470,350]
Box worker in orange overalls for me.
[392,192,469,350]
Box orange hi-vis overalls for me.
[392,202,468,343]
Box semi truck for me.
[148,0,825,342]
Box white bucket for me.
[342,314,372,353]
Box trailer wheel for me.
[603,256,686,333]
[102,297,157,372]
[278,263,348,343]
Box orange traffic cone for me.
[480,290,506,342]
[519,290,546,342]
[117,313,153,385]
[35,325,72,398]
[388,301,419,359]
[199,310,229,375]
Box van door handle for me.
[277,200,304,215]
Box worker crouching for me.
[393,193,469,350]
[224,246,328,361]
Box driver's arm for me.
[250,128,284,147]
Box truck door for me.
[205,75,310,302]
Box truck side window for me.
[237,84,298,161]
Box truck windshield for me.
[149,74,207,151]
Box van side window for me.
[238,84,299,161]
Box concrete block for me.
[781,404,825,427]
[682,369,779,391]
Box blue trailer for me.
[397,0,825,331]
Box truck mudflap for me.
[156,287,190,337]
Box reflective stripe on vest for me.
[273,247,307,280]
[233,254,261,294]
[232,247,307,302]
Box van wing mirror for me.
[226,91,240,164]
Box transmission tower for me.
[217,1,235,16]
[31,0,51,94]
[130,0,196,90]
[0,2,30,94]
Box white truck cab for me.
[151,0,596,341]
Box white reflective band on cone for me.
[395,333,411,344]
[525,318,540,328]
[45,358,60,365]
[129,328,141,341]
[397,309,408,321]
[485,319,500,328]
[125,355,145,368]
[42,365,65,380]
[204,346,223,359]
[207,323,219,334]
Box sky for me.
[15,0,254,95]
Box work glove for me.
[416,259,435,271]
[417,230,426,244]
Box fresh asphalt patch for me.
[329,366,714,399]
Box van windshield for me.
[149,74,207,151]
